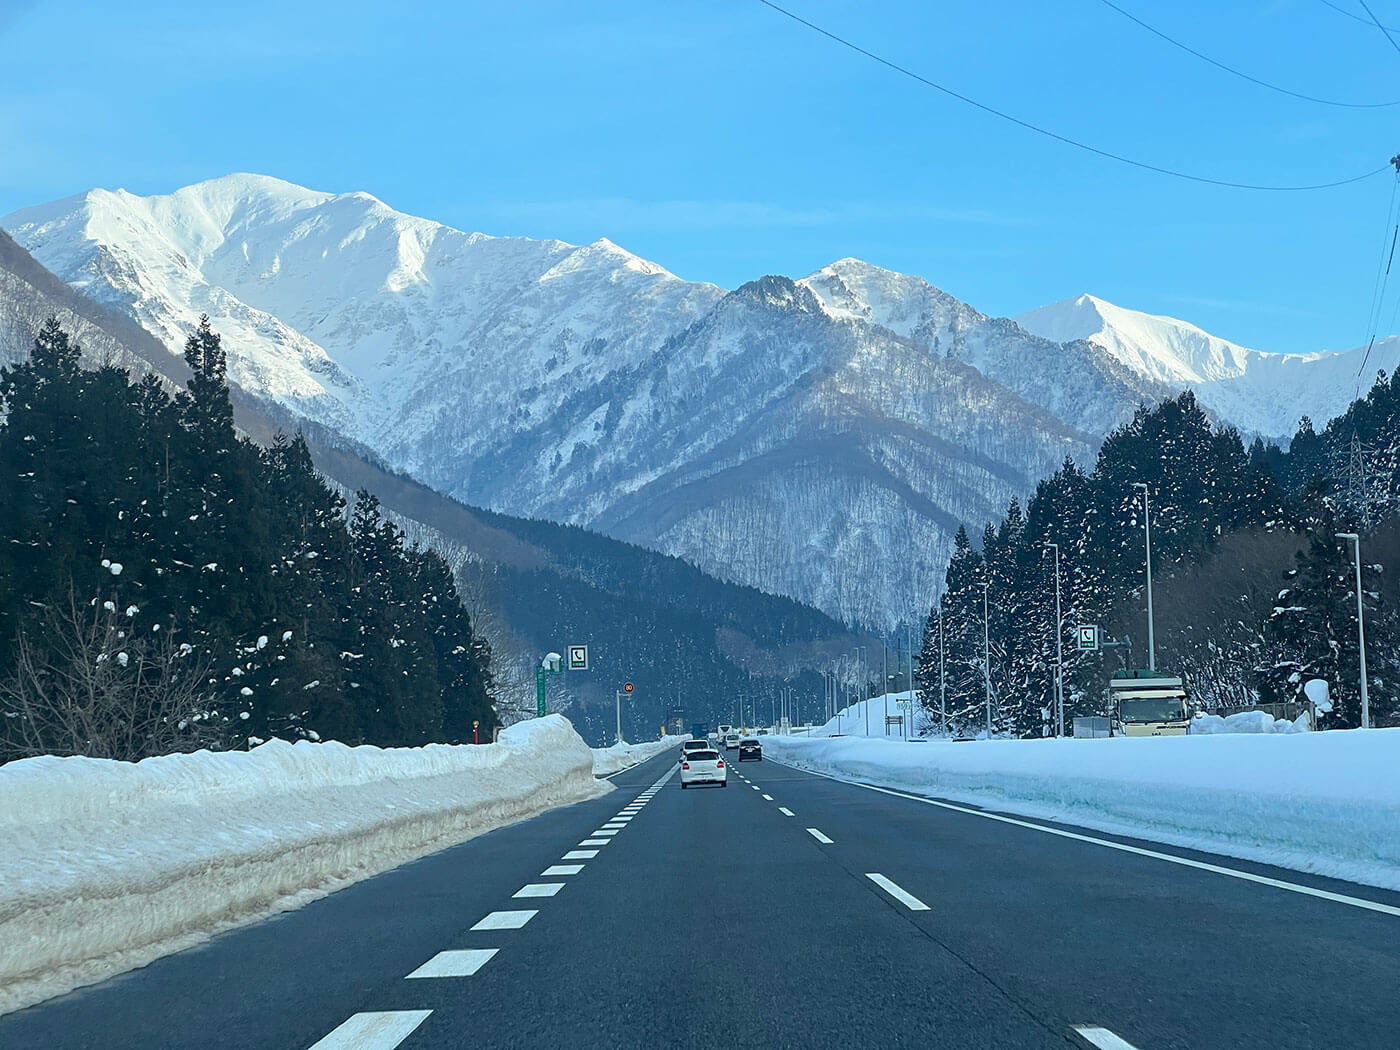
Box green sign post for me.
[537,651,563,717]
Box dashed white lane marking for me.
[563,850,598,860]
[406,948,498,979]
[307,1010,432,1049]
[471,910,537,930]
[751,786,760,791]
[779,807,794,817]
[789,765,1400,919]
[542,864,584,876]
[1073,1026,1141,1049]
[866,872,930,911]
[579,838,609,847]
[601,823,627,829]
[806,828,834,844]
[762,794,773,801]
[592,829,620,837]
[514,882,564,898]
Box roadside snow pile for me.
[592,736,682,776]
[1191,710,1311,734]
[818,692,931,737]
[764,729,1400,891]
[0,715,605,1016]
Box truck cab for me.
[1110,670,1189,736]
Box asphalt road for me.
[2,746,1397,1049]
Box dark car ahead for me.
[737,738,762,761]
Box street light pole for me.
[1045,542,1064,737]
[1133,482,1156,672]
[983,580,992,738]
[1337,532,1371,729]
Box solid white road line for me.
[806,828,834,844]
[406,949,498,979]
[762,794,773,801]
[307,1010,432,1049]
[471,910,537,931]
[542,864,584,876]
[784,764,1400,919]
[514,882,564,898]
[779,807,794,817]
[579,839,609,847]
[563,850,598,860]
[866,872,931,911]
[1073,1025,1141,1049]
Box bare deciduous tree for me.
[0,592,220,763]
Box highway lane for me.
[738,751,1400,1050]
[5,742,1395,1049]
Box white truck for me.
[1109,670,1190,736]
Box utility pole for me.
[1337,532,1371,729]
[861,646,869,736]
[1045,542,1065,737]
[983,580,992,738]
[1133,482,1156,672]
[883,643,889,735]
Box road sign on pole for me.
[567,645,589,671]
[536,665,547,717]
[1077,625,1100,652]
[623,681,634,693]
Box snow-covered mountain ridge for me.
[2,174,1387,627]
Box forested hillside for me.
[0,319,494,762]
[920,382,1400,734]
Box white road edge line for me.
[1073,1025,1141,1049]
[779,761,1400,919]
[307,1010,432,1049]
[405,948,498,979]
[779,807,794,817]
[866,872,930,911]
[806,827,833,844]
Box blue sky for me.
[2,0,1398,352]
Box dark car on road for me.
[737,738,762,761]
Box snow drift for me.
[0,715,606,1015]
[592,736,683,777]
[763,729,1400,892]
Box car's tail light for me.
[716,760,724,768]
[681,762,689,770]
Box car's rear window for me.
[688,750,719,761]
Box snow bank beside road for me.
[764,730,1400,892]
[0,715,606,1016]
[592,736,682,777]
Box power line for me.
[1358,0,1400,55]
[1099,0,1400,108]
[756,0,1390,191]
[1318,0,1400,34]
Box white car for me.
[723,732,740,750]
[679,748,728,788]
[680,738,711,763]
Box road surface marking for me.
[788,766,1400,919]
[592,829,620,837]
[866,873,931,911]
[779,807,794,816]
[806,828,834,844]
[1073,1026,1140,1049]
[751,785,760,791]
[579,839,609,846]
[471,910,537,930]
[762,794,774,801]
[406,949,498,979]
[307,1010,432,1049]
[601,822,627,829]
[563,850,598,860]
[542,864,584,876]
[514,882,564,898]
